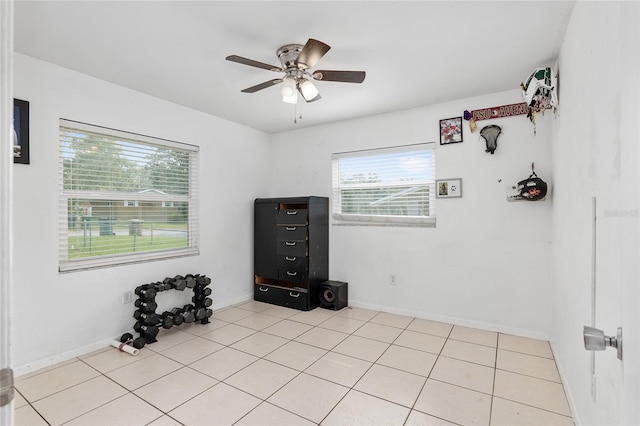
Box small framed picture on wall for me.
[13,98,30,164]
[439,116,463,145]
[436,178,462,198]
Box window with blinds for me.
[58,119,199,271]
[331,143,436,226]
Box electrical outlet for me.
[390,275,397,286]
[122,291,133,304]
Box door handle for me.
[583,325,622,360]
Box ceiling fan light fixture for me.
[299,79,320,101]
[281,77,298,104]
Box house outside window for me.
[331,143,436,227]
[59,119,199,271]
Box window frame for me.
[58,119,199,272]
[331,143,436,227]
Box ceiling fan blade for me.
[226,55,283,72]
[312,70,366,83]
[295,38,331,69]
[241,79,283,93]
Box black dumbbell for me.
[168,307,185,326]
[194,307,213,321]
[195,308,213,324]
[192,296,213,307]
[181,304,196,323]
[159,277,173,290]
[133,310,160,326]
[159,312,175,330]
[196,275,212,287]
[185,275,196,289]
[192,286,212,297]
[154,281,168,292]
[134,285,156,301]
[120,332,146,349]
[134,300,157,313]
[133,322,159,343]
[194,307,207,321]
[174,280,187,291]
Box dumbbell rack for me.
[129,274,213,347]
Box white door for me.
[591,3,640,421]
[0,0,14,424]
[593,195,639,425]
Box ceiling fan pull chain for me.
[293,101,303,124]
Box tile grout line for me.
[16,303,572,426]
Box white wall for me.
[12,54,271,372]
[551,2,640,425]
[271,90,554,338]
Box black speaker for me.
[319,281,348,311]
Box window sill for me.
[59,248,199,273]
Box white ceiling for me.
[14,1,575,134]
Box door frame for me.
[0,0,14,424]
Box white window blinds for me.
[331,143,436,226]
[58,119,199,271]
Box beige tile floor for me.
[14,301,574,426]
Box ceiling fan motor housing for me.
[277,44,304,70]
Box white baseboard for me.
[549,340,580,425]
[216,295,252,309]
[14,337,114,378]
[348,299,552,341]
[15,295,253,377]
[15,296,550,378]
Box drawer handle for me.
[258,287,269,292]
[289,292,300,298]
[286,271,297,276]
[286,210,298,215]
[285,256,297,261]
[285,242,296,246]
[286,227,297,231]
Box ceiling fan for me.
[226,38,366,103]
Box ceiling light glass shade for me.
[281,78,297,104]
[299,79,319,101]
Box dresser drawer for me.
[254,284,309,310]
[277,254,307,270]
[277,255,307,281]
[278,269,307,282]
[276,240,307,256]
[276,225,307,241]
[276,208,308,225]
[278,256,309,281]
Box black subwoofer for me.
[319,281,348,311]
